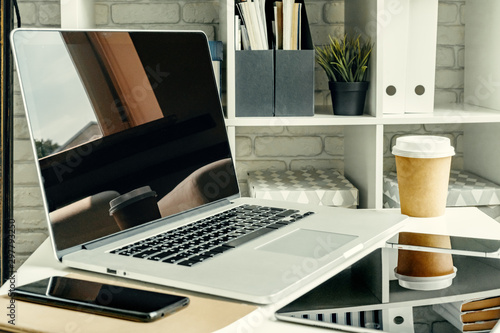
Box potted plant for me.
[316,34,373,116]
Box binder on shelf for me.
[348,0,438,114]
[235,50,274,117]
[274,49,314,116]
[404,0,438,114]
[380,0,409,115]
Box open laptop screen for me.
[12,30,239,251]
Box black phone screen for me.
[12,276,189,321]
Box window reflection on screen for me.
[15,32,101,157]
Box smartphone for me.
[12,276,189,322]
[386,232,500,258]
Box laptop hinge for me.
[80,198,235,251]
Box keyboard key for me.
[147,250,176,261]
[210,245,233,253]
[188,255,208,262]
[132,248,161,258]
[201,250,223,258]
[177,260,199,267]
[163,254,189,264]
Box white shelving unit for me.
[220,0,500,209]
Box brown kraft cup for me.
[392,136,456,289]
[109,186,161,230]
[395,155,452,217]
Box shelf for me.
[224,106,378,127]
[224,104,500,127]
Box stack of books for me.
[235,0,303,50]
[433,296,500,332]
[273,0,302,50]
[235,0,269,50]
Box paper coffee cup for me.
[396,232,455,277]
[392,135,455,218]
[392,136,456,290]
[109,186,161,230]
[395,232,457,290]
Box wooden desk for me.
[1,207,499,333]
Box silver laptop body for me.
[11,28,407,304]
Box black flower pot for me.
[329,81,369,116]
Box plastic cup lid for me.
[392,135,455,158]
[394,267,457,291]
[109,186,157,215]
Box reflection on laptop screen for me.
[13,30,239,251]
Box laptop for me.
[11,28,408,304]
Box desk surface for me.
[1,207,500,333]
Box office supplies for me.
[345,0,438,115]
[381,0,409,115]
[235,49,274,116]
[11,28,407,304]
[403,0,438,114]
[12,276,190,322]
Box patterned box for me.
[383,170,500,220]
[247,169,358,208]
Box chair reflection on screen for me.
[49,158,234,249]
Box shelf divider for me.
[344,125,383,209]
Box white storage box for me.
[247,169,358,208]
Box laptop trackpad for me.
[258,229,357,259]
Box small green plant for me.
[316,34,373,83]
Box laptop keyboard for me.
[110,204,314,267]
